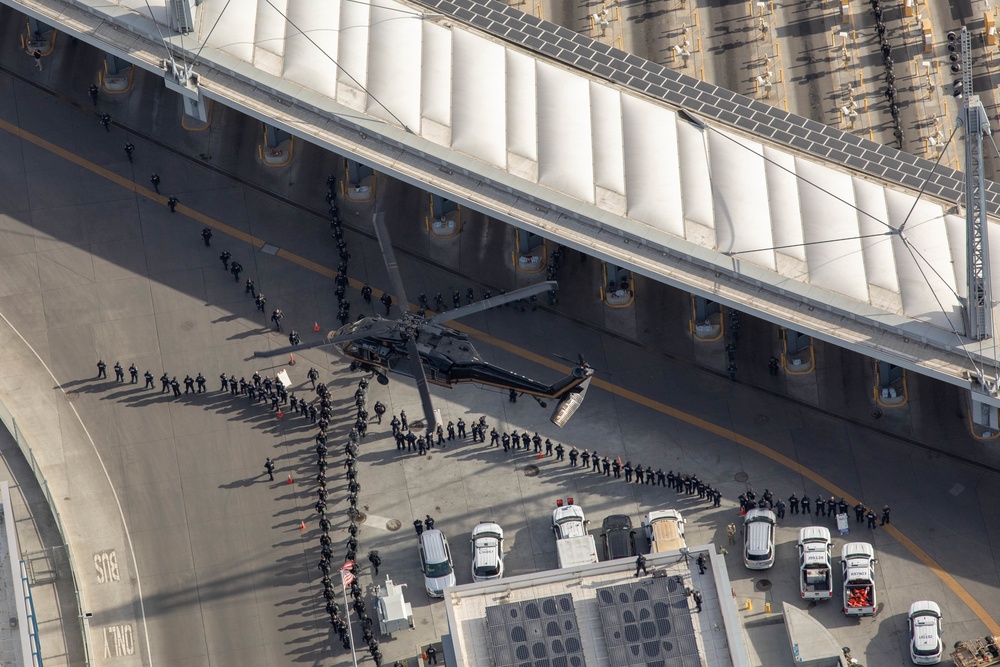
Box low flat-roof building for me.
[444,545,748,667]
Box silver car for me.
[471,522,504,582]
[908,600,942,665]
[419,529,456,598]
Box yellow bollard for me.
[765,602,771,613]
[745,599,752,611]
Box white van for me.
[743,508,776,570]
[418,529,456,598]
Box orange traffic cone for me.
[277,410,283,419]
[537,453,543,459]
[314,322,320,332]
[287,474,294,484]
[288,353,296,366]
[299,520,306,531]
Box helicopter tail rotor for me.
[554,352,597,374]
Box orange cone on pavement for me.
[277,409,283,419]
[314,322,321,332]
[299,520,306,531]
[287,474,294,484]
[289,353,296,366]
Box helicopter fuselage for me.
[335,315,589,399]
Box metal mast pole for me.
[341,569,359,667]
[960,26,993,340]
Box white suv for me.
[418,529,456,598]
[471,522,504,582]
[908,600,943,664]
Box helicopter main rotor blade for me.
[253,340,332,359]
[372,211,411,314]
[425,281,558,326]
[252,325,391,359]
[406,337,437,431]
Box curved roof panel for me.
[35,0,1000,386]
[104,0,986,335]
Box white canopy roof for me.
[159,0,982,334]
[18,0,1000,389]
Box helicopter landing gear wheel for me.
[376,374,389,385]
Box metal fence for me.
[0,401,92,666]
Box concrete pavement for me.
[0,13,997,667]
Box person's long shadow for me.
[219,476,265,489]
[57,379,119,393]
[228,327,271,341]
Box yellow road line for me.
[0,117,266,250]
[276,249,338,279]
[6,117,998,634]
[465,323,998,631]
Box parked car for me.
[552,498,588,539]
[642,510,686,554]
[418,529,456,598]
[552,499,598,567]
[841,542,877,616]
[797,526,833,600]
[600,514,637,560]
[742,508,776,570]
[471,522,504,582]
[908,600,943,664]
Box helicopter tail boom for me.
[550,377,592,427]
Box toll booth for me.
[343,159,376,202]
[781,328,814,374]
[601,263,634,307]
[873,361,906,407]
[970,393,1000,437]
[968,377,1000,440]
[161,57,209,125]
[101,54,134,93]
[689,296,722,341]
[427,194,461,238]
[258,124,293,166]
[22,18,56,57]
[513,229,546,273]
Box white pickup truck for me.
[552,499,597,568]
[642,510,686,554]
[842,542,877,616]
[797,526,833,600]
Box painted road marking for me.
[363,514,396,531]
[7,118,998,635]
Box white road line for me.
[363,514,397,531]
[0,311,152,665]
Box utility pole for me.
[959,27,993,340]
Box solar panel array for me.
[417,0,1000,217]
[485,594,587,667]
[596,577,702,667]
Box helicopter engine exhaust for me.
[549,377,592,428]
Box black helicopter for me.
[254,212,594,430]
